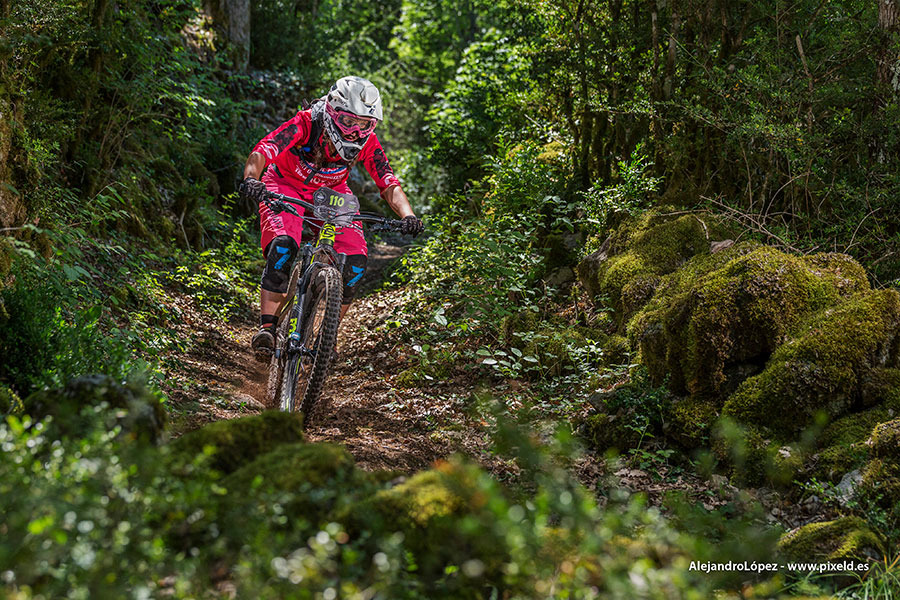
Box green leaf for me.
[27,515,55,535]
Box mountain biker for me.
[239,76,423,359]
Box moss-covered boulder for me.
[578,372,672,452]
[352,460,508,586]
[778,516,884,562]
[723,290,900,437]
[859,457,900,512]
[664,397,719,447]
[870,418,900,458]
[856,417,900,516]
[169,411,304,474]
[630,245,870,400]
[223,442,371,527]
[813,407,892,480]
[578,211,734,328]
[23,374,166,443]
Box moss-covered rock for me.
[578,372,672,452]
[778,517,884,561]
[813,407,894,480]
[355,460,508,585]
[664,397,718,447]
[723,290,900,437]
[577,211,734,328]
[23,374,166,443]
[630,245,871,401]
[599,334,631,367]
[223,442,370,526]
[869,418,900,459]
[859,457,900,512]
[169,411,304,475]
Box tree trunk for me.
[205,0,250,70]
[877,0,900,91]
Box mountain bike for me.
[261,187,407,425]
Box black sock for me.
[260,314,277,332]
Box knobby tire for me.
[267,263,302,410]
[275,264,341,424]
[297,266,342,424]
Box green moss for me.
[630,246,871,401]
[499,309,539,345]
[814,407,894,480]
[861,367,900,407]
[222,442,370,526]
[723,290,900,437]
[860,457,900,512]
[778,517,885,561]
[578,210,735,328]
[870,419,900,459]
[600,334,631,367]
[394,367,422,388]
[357,460,508,582]
[665,398,718,448]
[711,419,799,487]
[169,411,304,475]
[0,237,13,278]
[579,411,643,451]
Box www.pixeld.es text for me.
[689,560,870,573]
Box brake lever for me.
[265,198,300,217]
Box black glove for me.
[400,215,424,237]
[239,177,269,204]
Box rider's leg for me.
[255,177,306,356]
[331,228,368,361]
[258,234,300,326]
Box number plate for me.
[312,187,360,225]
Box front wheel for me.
[280,265,342,424]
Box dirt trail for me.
[165,241,486,473]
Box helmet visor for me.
[326,104,377,140]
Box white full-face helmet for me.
[323,76,383,162]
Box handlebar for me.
[264,191,406,232]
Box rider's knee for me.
[261,235,299,293]
[341,254,367,304]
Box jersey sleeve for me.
[252,111,311,164]
[360,134,402,194]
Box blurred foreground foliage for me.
[0,378,807,599]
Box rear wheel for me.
[265,305,292,409]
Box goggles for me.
[326,104,377,140]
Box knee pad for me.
[261,235,299,293]
[341,254,368,304]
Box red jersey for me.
[253,109,401,200]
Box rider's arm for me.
[243,152,266,180]
[383,185,415,219]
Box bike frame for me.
[267,190,400,366]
